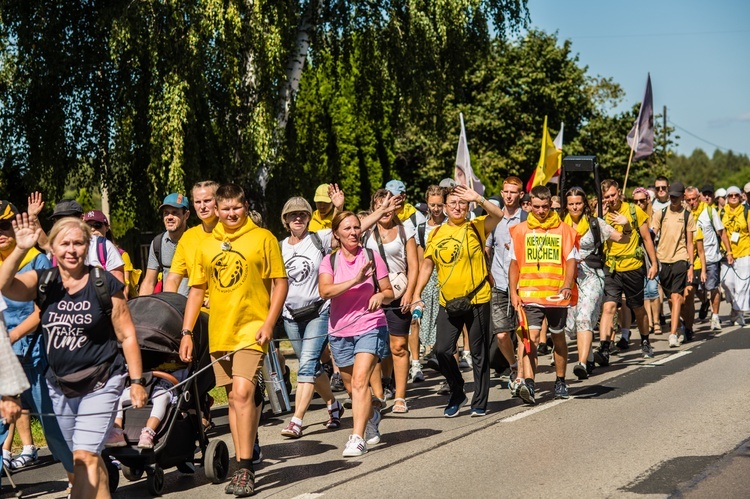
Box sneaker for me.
[137,427,156,449]
[460,350,473,369]
[104,427,127,448]
[509,377,520,397]
[668,334,680,348]
[225,469,240,495]
[458,353,470,369]
[616,337,629,350]
[641,340,654,359]
[342,434,367,457]
[383,385,395,401]
[586,360,596,375]
[732,309,746,326]
[251,443,263,465]
[437,381,451,395]
[573,362,588,380]
[343,397,353,409]
[593,347,610,367]
[408,363,425,383]
[280,420,303,438]
[470,408,487,417]
[517,380,536,405]
[444,393,468,418]
[9,446,38,470]
[711,314,722,331]
[325,401,345,429]
[424,352,441,371]
[330,372,345,392]
[537,342,549,355]
[233,468,255,498]
[698,299,711,320]
[684,328,694,342]
[365,409,382,445]
[554,379,569,400]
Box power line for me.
[567,29,750,40]
[668,119,746,156]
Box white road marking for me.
[646,350,692,366]
[291,494,324,499]
[501,398,570,423]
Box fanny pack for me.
[287,300,325,323]
[443,277,488,318]
[389,271,408,300]
[52,361,113,399]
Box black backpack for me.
[329,247,380,291]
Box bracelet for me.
[560,287,571,292]
[478,196,486,205]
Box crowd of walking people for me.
[0,175,745,497]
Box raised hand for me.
[11,213,41,250]
[27,192,44,220]
[454,184,480,203]
[607,211,629,227]
[329,183,345,211]
[354,260,374,284]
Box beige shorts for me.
[211,349,264,387]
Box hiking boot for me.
[616,337,629,350]
[342,434,367,457]
[233,468,255,497]
[641,340,654,359]
[365,409,381,445]
[593,346,610,367]
[554,379,569,400]
[518,379,536,405]
[325,400,344,429]
[330,372,345,392]
[573,362,588,380]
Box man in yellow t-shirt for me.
[720,185,750,325]
[597,179,659,363]
[178,184,287,495]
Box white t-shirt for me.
[364,224,416,274]
[87,238,124,271]
[695,206,725,263]
[652,198,670,213]
[281,230,333,319]
[402,210,427,232]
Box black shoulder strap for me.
[309,231,326,256]
[36,267,60,312]
[657,206,668,234]
[90,267,113,317]
[409,212,418,228]
[372,226,391,272]
[152,232,165,273]
[417,223,426,249]
[588,215,603,257]
[330,251,337,272]
[364,247,380,292]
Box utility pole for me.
[663,105,668,166]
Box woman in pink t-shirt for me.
[319,211,394,457]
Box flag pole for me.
[623,121,639,193]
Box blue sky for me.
[524,0,749,157]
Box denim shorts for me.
[283,309,330,384]
[644,276,660,300]
[704,261,721,291]
[328,326,390,368]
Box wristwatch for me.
[130,377,146,386]
[181,329,193,338]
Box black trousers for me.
[434,302,492,410]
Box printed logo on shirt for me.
[211,249,248,292]
[525,233,562,263]
[434,237,462,265]
[285,254,315,286]
[43,299,93,354]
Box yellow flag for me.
[530,116,562,188]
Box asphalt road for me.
[4,303,750,499]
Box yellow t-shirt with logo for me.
[721,204,750,258]
[309,210,333,232]
[424,216,491,307]
[605,202,650,272]
[188,218,287,353]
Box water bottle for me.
[261,348,291,415]
[411,305,423,324]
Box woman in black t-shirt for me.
[0,215,146,497]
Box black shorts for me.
[523,306,567,333]
[604,266,646,310]
[491,288,518,333]
[385,297,411,337]
[659,261,689,296]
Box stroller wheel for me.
[105,458,120,493]
[122,465,144,481]
[204,439,229,484]
[146,465,164,496]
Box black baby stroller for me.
[102,292,227,496]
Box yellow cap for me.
[314,184,331,203]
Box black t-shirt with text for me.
[37,268,125,377]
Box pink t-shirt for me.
[319,247,389,338]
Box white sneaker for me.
[734,311,746,326]
[365,409,381,445]
[342,434,367,457]
[668,334,680,348]
[711,314,722,331]
[458,351,472,369]
[408,363,425,383]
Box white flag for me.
[454,113,484,205]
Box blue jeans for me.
[283,309,330,384]
[0,358,74,480]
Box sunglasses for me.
[728,193,741,198]
[633,198,648,204]
[655,186,668,191]
[87,222,105,230]
[0,220,13,231]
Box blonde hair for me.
[49,218,92,255]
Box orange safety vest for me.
[509,221,579,307]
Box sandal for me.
[10,447,38,470]
[392,398,408,414]
[280,420,303,438]
[325,400,344,429]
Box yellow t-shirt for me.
[721,204,750,258]
[121,250,134,272]
[693,227,704,270]
[171,225,213,278]
[188,218,287,353]
[424,216,491,307]
[651,207,697,264]
[605,202,650,272]
[309,210,333,232]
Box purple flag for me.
[627,73,654,161]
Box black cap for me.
[51,199,83,220]
[669,181,685,197]
[521,193,531,203]
[701,184,714,194]
[0,200,19,221]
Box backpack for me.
[329,247,380,291]
[584,215,605,269]
[151,232,167,293]
[656,206,690,238]
[280,231,328,257]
